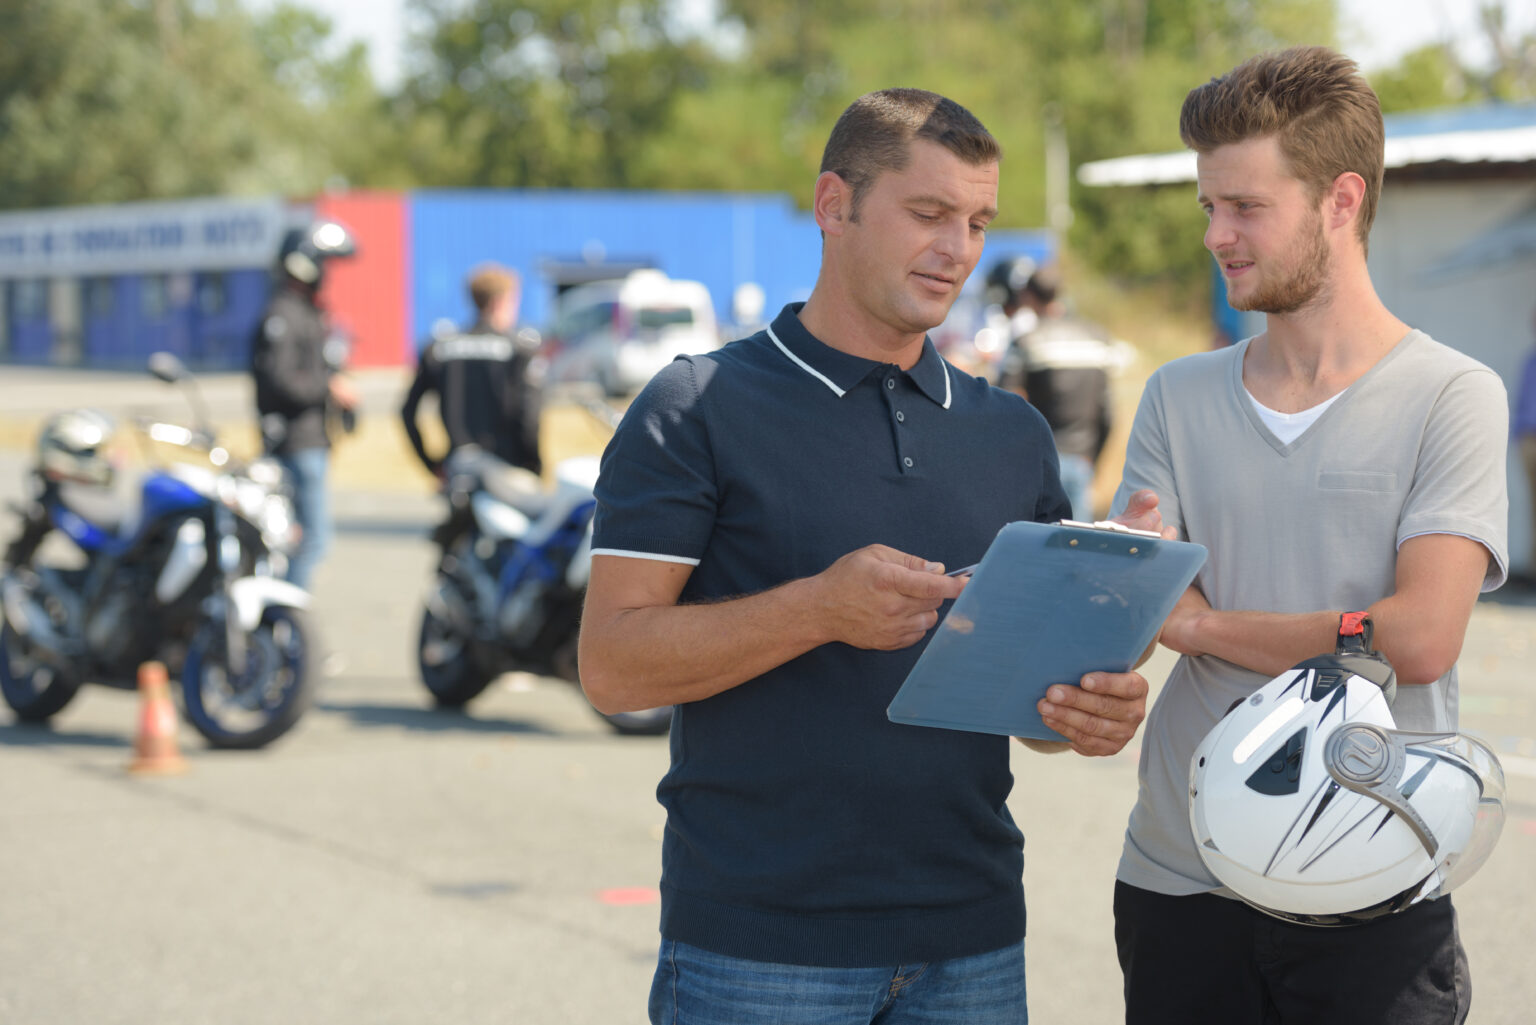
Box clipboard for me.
[887,519,1207,740]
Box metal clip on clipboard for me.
[889,519,1207,740]
[946,520,1164,577]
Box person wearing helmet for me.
[993,263,1117,521]
[399,263,544,480]
[36,409,118,487]
[984,255,1040,343]
[1108,47,1509,1025]
[249,220,359,590]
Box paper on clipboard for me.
[887,519,1207,740]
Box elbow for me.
[576,655,618,714]
[576,635,632,714]
[1389,644,1461,688]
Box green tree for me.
[1370,2,1536,112]
[0,0,397,210]
[630,0,1334,297]
[397,0,720,188]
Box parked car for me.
[542,270,720,396]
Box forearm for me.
[579,576,833,712]
[1170,597,1468,688]
[1169,606,1340,679]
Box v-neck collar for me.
[1229,330,1420,455]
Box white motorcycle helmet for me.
[1189,613,1506,927]
[37,409,118,486]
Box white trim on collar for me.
[766,324,845,397]
[767,323,952,408]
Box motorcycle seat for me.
[444,447,553,519]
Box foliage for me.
[636,0,1336,303]
[7,0,1533,313]
[0,0,396,210]
[395,0,720,188]
[1371,3,1536,112]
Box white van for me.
[543,270,720,396]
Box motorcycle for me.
[416,400,673,736]
[0,352,316,749]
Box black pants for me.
[1113,882,1468,1025]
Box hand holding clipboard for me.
[888,519,1207,742]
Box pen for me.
[946,564,977,578]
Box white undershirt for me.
[1245,389,1343,445]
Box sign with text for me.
[0,197,295,276]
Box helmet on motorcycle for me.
[1189,613,1506,927]
[277,220,356,288]
[984,256,1037,308]
[36,409,118,486]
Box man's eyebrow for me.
[1197,189,1261,204]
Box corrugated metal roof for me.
[1078,102,1536,187]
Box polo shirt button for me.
[895,410,905,422]
[903,457,914,468]
[885,378,896,390]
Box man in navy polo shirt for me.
[580,88,1165,1024]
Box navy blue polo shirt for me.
[592,303,1070,967]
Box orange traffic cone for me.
[126,661,187,776]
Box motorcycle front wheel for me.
[181,606,315,749]
[418,585,493,708]
[0,621,82,723]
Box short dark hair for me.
[1180,46,1385,249]
[820,88,1001,221]
[467,263,518,312]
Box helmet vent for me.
[1245,727,1308,796]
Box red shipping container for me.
[314,191,411,367]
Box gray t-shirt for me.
[1110,330,1510,896]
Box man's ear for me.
[1325,171,1367,235]
[813,171,853,236]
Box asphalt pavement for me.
[0,367,1533,1024]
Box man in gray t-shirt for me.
[1109,47,1508,1025]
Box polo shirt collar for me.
[765,303,953,409]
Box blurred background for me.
[3,0,1535,569]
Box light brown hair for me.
[467,263,519,313]
[1180,46,1385,250]
[820,88,1001,221]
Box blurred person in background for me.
[994,263,1117,520]
[250,220,359,590]
[401,263,543,480]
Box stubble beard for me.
[1228,211,1332,316]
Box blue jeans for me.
[648,939,1028,1024]
[278,447,331,590]
[1056,452,1096,522]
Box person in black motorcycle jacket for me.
[992,261,1117,521]
[249,220,359,590]
[400,263,544,479]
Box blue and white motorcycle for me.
[416,419,672,736]
[0,353,315,749]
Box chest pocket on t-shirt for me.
[1317,469,1398,493]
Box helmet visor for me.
[1403,731,1506,898]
